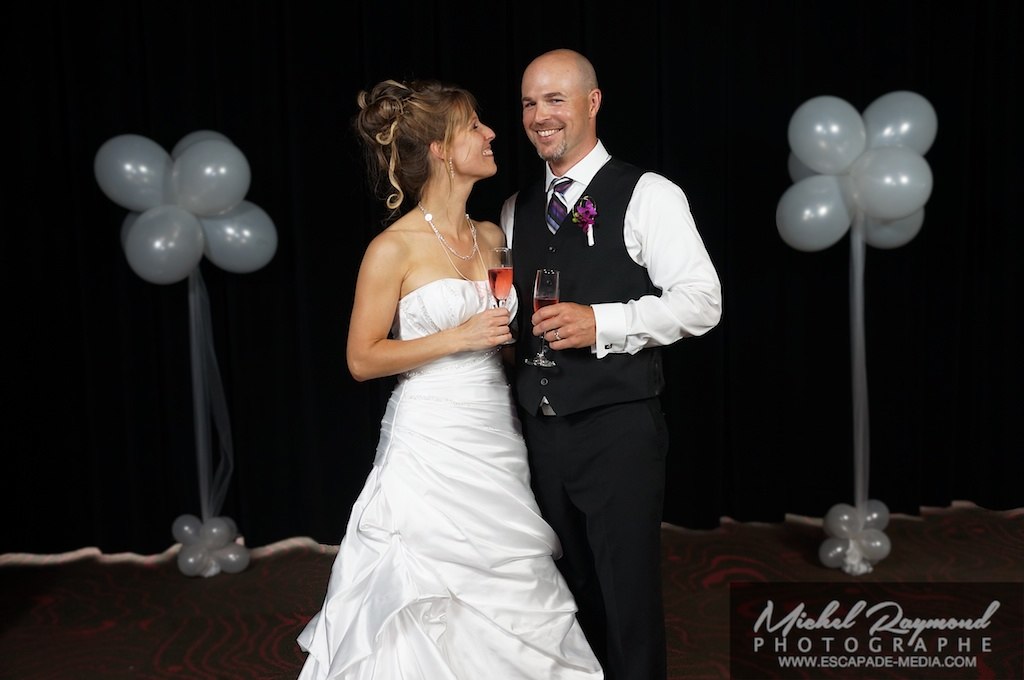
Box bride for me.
[296,78,603,679]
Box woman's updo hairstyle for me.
[354,79,477,214]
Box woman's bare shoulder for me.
[473,219,508,250]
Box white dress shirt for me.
[500,141,723,359]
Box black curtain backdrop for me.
[4,1,1021,554]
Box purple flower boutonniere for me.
[571,195,598,246]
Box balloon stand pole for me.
[850,212,869,518]
[187,269,236,523]
[172,268,250,577]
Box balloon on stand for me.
[173,139,251,216]
[863,90,938,154]
[779,94,934,577]
[171,129,232,160]
[177,542,216,577]
[787,95,867,175]
[220,516,239,537]
[819,537,848,569]
[856,528,892,561]
[96,130,271,577]
[123,205,205,284]
[776,175,853,252]
[214,543,251,574]
[862,498,891,530]
[849,146,933,221]
[171,514,203,545]
[199,516,235,550]
[823,503,859,539]
[94,134,174,212]
[864,209,925,250]
[200,200,278,273]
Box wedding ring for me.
[554,328,562,341]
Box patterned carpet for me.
[1,502,1021,679]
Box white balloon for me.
[856,528,891,561]
[214,543,251,574]
[123,205,205,284]
[171,513,202,545]
[862,499,891,530]
[173,139,251,216]
[776,175,852,252]
[864,209,925,249]
[171,129,232,160]
[199,516,236,550]
[819,537,848,568]
[200,200,278,273]
[177,543,214,577]
[220,516,239,538]
[823,503,861,538]
[863,90,937,155]
[94,134,173,212]
[787,95,867,175]
[850,147,933,220]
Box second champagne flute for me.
[524,268,560,367]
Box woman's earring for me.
[448,158,454,179]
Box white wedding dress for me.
[297,278,602,679]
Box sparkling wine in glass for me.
[488,247,514,308]
[524,268,559,367]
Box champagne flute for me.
[524,268,559,367]
[488,247,514,308]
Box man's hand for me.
[531,302,596,350]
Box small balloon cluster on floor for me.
[173,514,250,577]
[94,130,277,284]
[777,92,937,575]
[819,500,891,576]
[778,90,936,252]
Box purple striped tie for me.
[546,177,573,233]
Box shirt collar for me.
[544,140,611,191]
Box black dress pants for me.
[520,398,669,680]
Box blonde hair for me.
[354,79,477,215]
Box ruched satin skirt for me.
[297,349,602,679]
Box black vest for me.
[512,158,664,416]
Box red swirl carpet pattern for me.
[1,502,1021,679]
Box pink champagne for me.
[488,267,513,300]
[534,296,558,313]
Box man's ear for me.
[588,88,602,118]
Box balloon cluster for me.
[94,130,277,283]
[778,91,936,252]
[172,513,251,577]
[819,500,891,576]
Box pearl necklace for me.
[418,203,478,261]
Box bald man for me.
[501,49,722,680]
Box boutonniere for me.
[571,195,598,247]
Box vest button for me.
[539,377,549,386]
[547,246,556,253]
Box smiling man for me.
[500,49,723,680]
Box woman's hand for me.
[456,307,512,351]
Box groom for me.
[501,49,722,680]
